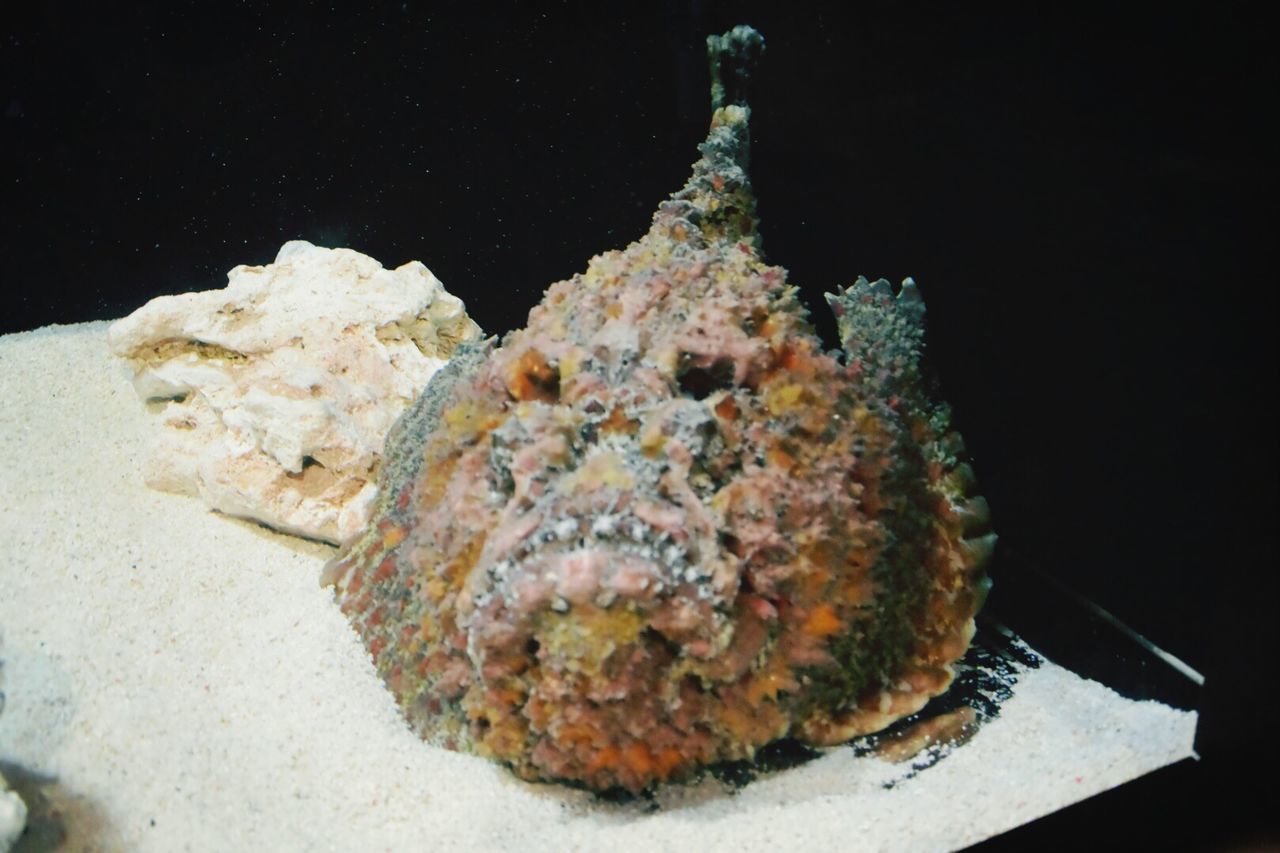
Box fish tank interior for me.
[1,2,1274,849]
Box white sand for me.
[0,321,1198,852]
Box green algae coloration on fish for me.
[323,24,994,793]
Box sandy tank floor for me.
[0,321,1197,852]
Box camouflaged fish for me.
[324,25,994,793]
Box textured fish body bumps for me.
[325,26,993,792]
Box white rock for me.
[0,631,22,853]
[0,769,23,853]
[108,241,483,544]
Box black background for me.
[3,1,1274,848]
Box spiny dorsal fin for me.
[708,24,765,110]
[826,276,927,397]
[654,25,765,250]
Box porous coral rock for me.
[326,25,993,792]
[109,241,481,544]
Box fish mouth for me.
[463,523,736,677]
[456,518,753,791]
[490,600,725,793]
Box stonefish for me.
[324,26,994,792]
